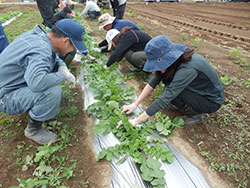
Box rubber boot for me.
[24,117,59,145]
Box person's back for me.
[53,6,72,23]
[79,0,100,18]
[105,28,152,74]
[120,29,151,52]
[98,13,141,52]
[113,18,140,31]
[0,25,59,97]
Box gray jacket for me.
[0,25,66,99]
[146,53,224,116]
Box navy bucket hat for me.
[143,35,186,72]
[55,19,88,54]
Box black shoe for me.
[178,115,203,126]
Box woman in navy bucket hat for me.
[118,35,224,127]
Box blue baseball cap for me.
[55,19,88,54]
[143,35,186,72]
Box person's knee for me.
[131,55,145,69]
[45,85,62,105]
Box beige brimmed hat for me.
[106,29,120,50]
[98,13,116,29]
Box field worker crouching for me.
[103,27,154,82]
[118,35,224,127]
[78,0,101,19]
[98,13,140,53]
[0,19,86,144]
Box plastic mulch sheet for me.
[2,13,22,27]
[77,53,210,188]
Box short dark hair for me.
[79,0,86,3]
[51,26,67,38]
[63,6,72,14]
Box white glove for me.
[104,65,109,70]
[58,66,76,87]
[129,119,140,127]
[116,118,142,128]
[86,54,96,60]
[122,103,137,114]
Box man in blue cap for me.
[0,21,9,54]
[0,19,87,144]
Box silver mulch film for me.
[77,53,210,188]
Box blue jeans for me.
[0,86,62,121]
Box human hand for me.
[58,66,76,87]
[70,11,75,17]
[122,103,137,115]
[59,2,66,10]
[104,65,109,70]
[86,54,96,60]
[116,119,141,128]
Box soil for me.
[0,4,112,187]
[116,2,250,188]
[0,1,250,188]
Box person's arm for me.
[79,3,90,17]
[59,0,66,10]
[122,84,154,114]
[134,84,154,107]
[98,39,108,48]
[25,53,66,92]
[106,33,135,67]
[146,68,197,117]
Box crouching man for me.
[0,19,88,144]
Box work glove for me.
[122,103,137,114]
[58,66,76,87]
[86,54,96,60]
[104,65,109,70]
[116,119,142,128]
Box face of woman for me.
[160,68,167,73]
[104,24,112,31]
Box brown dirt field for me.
[116,2,250,188]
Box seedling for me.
[179,33,188,41]
[191,38,201,47]
[220,75,233,86]
[230,48,243,59]
[236,58,249,67]
[137,23,144,30]
[131,12,137,18]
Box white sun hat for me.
[98,13,116,29]
[106,29,120,50]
